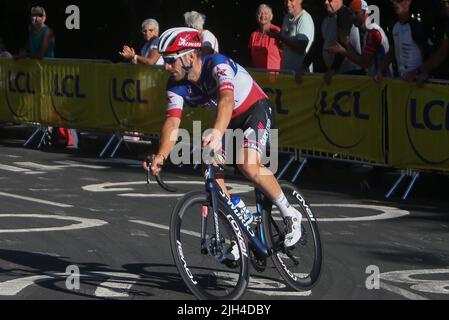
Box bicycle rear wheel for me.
[170,191,250,300]
[262,181,322,291]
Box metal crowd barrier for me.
[23,58,113,150]
[11,59,448,201]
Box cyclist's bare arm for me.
[147,116,181,176]
[203,90,234,151]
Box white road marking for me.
[380,268,449,296]
[380,282,429,300]
[93,272,140,298]
[213,271,311,297]
[53,161,108,170]
[14,162,64,171]
[130,220,201,238]
[119,194,185,198]
[0,275,57,296]
[0,192,73,208]
[0,214,108,233]
[82,181,254,194]
[249,204,410,223]
[0,164,29,173]
[0,272,139,297]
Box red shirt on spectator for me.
[249,25,282,70]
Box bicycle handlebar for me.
[145,157,178,193]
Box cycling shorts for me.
[221,98,275,163]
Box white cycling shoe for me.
[283,208,303,248]
[222,241,240,262]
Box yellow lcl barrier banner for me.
[253,72,385,163]
[387,80,449,172]
[0,59,385,163]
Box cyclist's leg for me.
[235,101,303,247]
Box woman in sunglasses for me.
[26,6,55,59]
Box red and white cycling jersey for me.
[166,54,267,119]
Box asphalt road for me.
[0,129,448,300]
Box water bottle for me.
[231,196,254,227]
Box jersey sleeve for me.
[166,90,184,119]
[211,60,237,93]
[364,29,382,55]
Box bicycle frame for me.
[203,164,273,259]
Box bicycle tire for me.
[170,191,250,300]
[262,181,322,291]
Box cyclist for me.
[144,27,302,248]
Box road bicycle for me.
[146,156,322,300]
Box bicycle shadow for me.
[0,249,192,299]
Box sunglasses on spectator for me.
[142,29,155,33]
[163,49,195,64]
[31,14,44,17]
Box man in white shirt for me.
[269,0,315,78]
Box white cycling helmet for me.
[158,27,203,54]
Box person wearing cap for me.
[268,0,315,79]
[415,0,449,86]
[325,0,391,77]
[375,0,429,82]
[119,18,163,65]
[321,0,363,85]
[26,6,55,59]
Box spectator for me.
[0,38,13,59]
[26,6,55,59]
[416,0,449,86]
[248,4,282,70]
[184,11,219,55]
[375,0,429,82]
[268,0,315,81]
[321,0,363,84]
[119,18,163,65]
[325,0,391,77]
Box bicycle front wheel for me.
[263,181,322,291]
[170,191,250,300]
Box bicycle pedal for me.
[222,259,240,269]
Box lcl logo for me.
[8,71,35,94]
[53,74,86,98]
[409,99,449,131]
[406,98,449,164]
[111,79,148,104]
[51,74,87,122]
[316,90,370,149]
[319,91,369,120]
[109,78,149,127]
[5,71,36,118]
